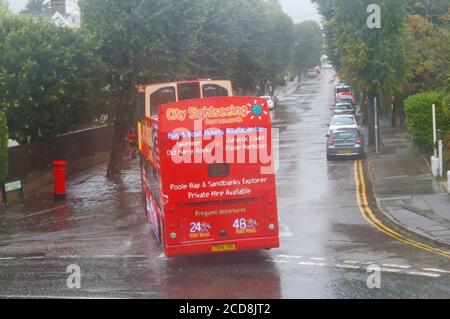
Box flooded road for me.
[0,70,449,298]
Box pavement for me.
[0,71,449,298]
[367,119,450,246]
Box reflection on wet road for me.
[0,71,449,298]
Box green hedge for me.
[0,110,8,179]
[404,91,450,152]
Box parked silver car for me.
[331,103,356,116]
[326,128,365,160]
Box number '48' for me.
[233,218,247,230]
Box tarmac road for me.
[0,70,449,298]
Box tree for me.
[261,0,296,87]
[315,0,411,147]
[0,12,26,179]
[80,0,208,176]
[0,17,106,143]
[0,110,7,179]
[405,14,450,94]
[408,0,450,26]
[80,0,295,176]
[0,0,9,14]
[21,0,51,17]
[191,0,294,93]
[291,21,323,77]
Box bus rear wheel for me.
[158,216,166,254]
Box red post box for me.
[52,160,67,200]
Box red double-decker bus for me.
[137,79,279,257]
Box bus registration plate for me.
[212,243,236,252]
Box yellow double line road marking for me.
[353,160,450,259]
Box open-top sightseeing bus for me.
[137,79,279,257]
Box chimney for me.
[51,0,66,15]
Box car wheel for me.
[327,155,333,161]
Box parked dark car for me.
[336,94,355,106]
[326,128,365,161]
[335,85,351,95]
[272,95,279,108]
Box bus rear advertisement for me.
[138,80,279,257]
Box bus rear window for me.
[208,163,230,177]
[178,83,201,101]
[150,87,176,117]
[202,84,229,98]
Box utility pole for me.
[432,104,437,157]
[391,96,396,128]
[431,104,439,177]
[438,129,443,178]
[374,96,379,155]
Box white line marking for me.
[276,255,303,259]
[382,264,411,269]
[422,268,450,274]
[23,256,45,260]
[344,260,360,264]
[267,258,445,279]
[380,268,402,273]
[407,271,441,278]
[336,264,361,270]
[0,257,15,260]
[268,259,290,264]
[19,205,67,218]
[298,262,316,266]
[59,255,148,259]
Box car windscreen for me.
[338,96,353,103]
[335,104,352,110]
[331,117,355,125]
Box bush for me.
[444,131,450,174]
[404,91,450,151]
[0,17,106,144]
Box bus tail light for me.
[268,224,276,230]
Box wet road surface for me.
[0,70,449,298]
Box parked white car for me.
[260,96,275,110]
[328,114,359,134]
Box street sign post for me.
[1,178,24,205]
